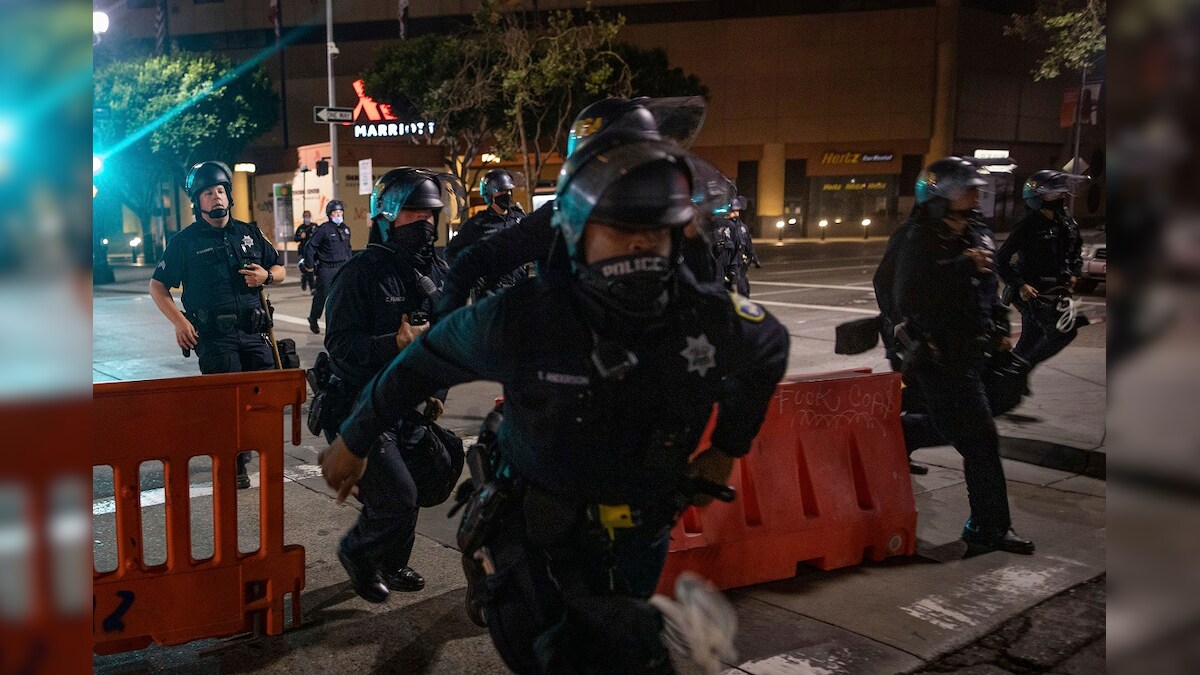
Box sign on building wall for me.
[359,158,373,195]
[351,79,435,139]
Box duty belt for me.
[187,307,271,334]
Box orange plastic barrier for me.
[92,371,306,655]
[657,370,917,594]
[0,399,92,675]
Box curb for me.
[999,435,1106,480]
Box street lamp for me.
[775,219,785,243]
[818,219,828,241]
[93,11,109,45]
[862,218,871,240]
[129,237,142,263]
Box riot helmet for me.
[325,199,346,217]
[185,160,234,220]
[553,139,697,318]
[688,161,737,245]
[1023,170,1087,211]
[369,167,466,245]
[479,169,515,205]
[915,157,987,206]
[566,96,707,161]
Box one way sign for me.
[314,106,354,123]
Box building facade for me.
[99,0,1103,247]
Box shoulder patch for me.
[730,292,765,322]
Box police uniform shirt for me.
[996,209,1084,291]
[304,220,354,266]
[446,206,524,262]
[324,242,448,389]
[341,269,790,506]
[152,218,280,314]
[894,213,1009,355]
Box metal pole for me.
[1069,66,1087,213]
[326,0,339,200]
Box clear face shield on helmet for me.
[687,159,737,246]
[479,170,529,210]
[565,96,709,158]
[553,141,699,259]
[371,169,468,244]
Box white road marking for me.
[755,300,880,316]
[754,281,878,292]
[92,464,325,516]
[762,264,877,275]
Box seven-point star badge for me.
[680,334,716,377]
[241,235,254,251]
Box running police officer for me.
[321,138,789,673]
[893,156,1033,558]
[444,169,528,299]
[319,168,463,603]
[294,210,317,293]
[434,96,709,320]
[304,200,353,334]
[149,160,286,489]
[996,170,1087,369]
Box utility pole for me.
[1069,65,1088,213]
[326,0,339,200]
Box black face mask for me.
[390,219,436,251]
[577,251,674,318]
[493,193,513,210]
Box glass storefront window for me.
[808,174,898,237]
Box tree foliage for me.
[94,51,278,247]
[1006,0,1106,80]
[362,33,507,188]
[487,3,632,201]
[362,1,708,208]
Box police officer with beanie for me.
[435,96,708,319]
[996,170,1087,369]
[319,168,462,603]
[321,137,789,673]
[445,169,528,298]
[149,160,286,489]
[893,157,1033,558]
[304,199,353,334]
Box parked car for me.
[1076,225,1106,293]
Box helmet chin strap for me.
[203,207,229,219]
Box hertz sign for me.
[821,152,895,165]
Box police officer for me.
[711,216,738,291]
[996,170,1086,369]
[321,139,790,673]
[320,168,459,603]
[294,210,317,293]
[893,157,1033,558]
[304,200,354,334]
[434,97,708,320]
[149,160,286,489]
[728,196,760,296]
[444,169,528,299]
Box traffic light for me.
[316,158,329,176]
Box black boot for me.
[236,452,251,489]
[461,553,488,627]
[380,566,425,592]
[338,544,389,603]
[961,522,1036,558]
[308,317,320,334]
